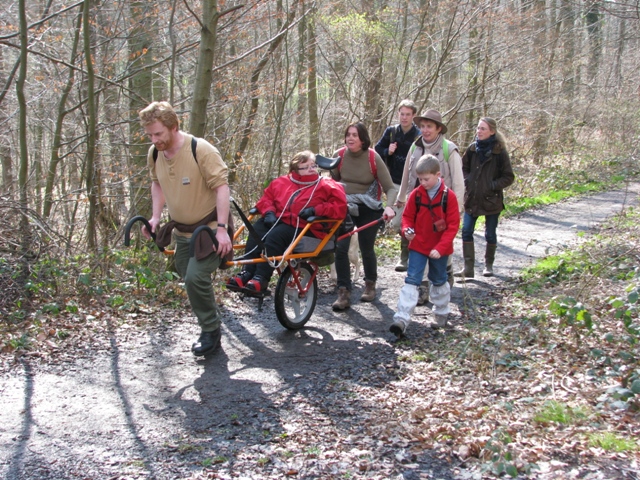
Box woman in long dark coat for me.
[455,117,515,278]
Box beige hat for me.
[414,109,447,134]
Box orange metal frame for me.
[224,217,343,269]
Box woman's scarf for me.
[283,170,322,214]
[421,134,444,156]
[475,135,496,163]
[289,170,320,186]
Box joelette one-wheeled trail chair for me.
[124,155,384,330]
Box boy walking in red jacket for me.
[390,154,460,336]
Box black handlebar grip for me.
[189,225,220,258]
[123,216,163,252]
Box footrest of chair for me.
[225,284,247,293]
[241,289,271,299]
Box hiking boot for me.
[416,283,429,305]
[360,280,376,302]
[226,270,253,291]
[431,314,449,329]
[191,328,221,356]
[245,275,269,293]
[389,320,406,338]
[332,287,351,311]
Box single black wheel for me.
[274,262,317,329]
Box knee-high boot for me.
[483,244,497,277]
[454,242,475,278]
[395,237,409,272]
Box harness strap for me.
[415,186,448,213]
[231,199,266,252]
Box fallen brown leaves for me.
[1,208,639,479]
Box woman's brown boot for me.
[332,287,351,311]
[360,280,376,302]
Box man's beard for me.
[154,139,171,151]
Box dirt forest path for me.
[1,182,639,480]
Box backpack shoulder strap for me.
[368,148,377,178]
[442,186,448,213]
[336,148,381,198]
[415,186,448,213]
[442,140,449,162]
[410,136,423,158]
[191,136,198,163]
[368,148,382,200]
[337,146,347,171]
[153,136,199,163]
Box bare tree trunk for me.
[415,0,431,65]
[297,1,308,118]
[34,119,43,216]
[586,1,603,87]
[0,140,11,197]
[307,6,319,153]
[612,17,625,93]
[466,7,482,137]
[561,0,576,101]
[168,0,179,105]
[43,14,81,220]
[361,1,386,137]
[16,0,30,255]
[0,44,14,197]
[190,0,220,137]
[83,0,98,250]
[127,0,155,218]
[531,0,550,163]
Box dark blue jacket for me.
[374,124,420,184]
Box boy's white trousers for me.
[393,282,450,330]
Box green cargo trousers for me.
[173,235,222,332]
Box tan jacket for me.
[398,136,464,213]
